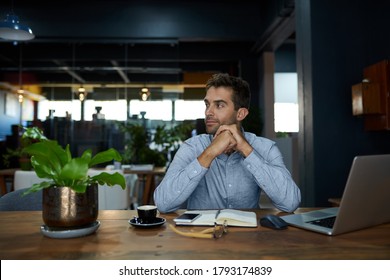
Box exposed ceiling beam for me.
[53,60,86,84]
[111,60,130,83]
[252,8,295,53]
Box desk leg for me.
[142,175,156,205]
[149,175,155,204]
[0,176,7,196]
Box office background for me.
[1,0,389,207]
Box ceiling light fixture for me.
[77,85,87,101]
[17,88,24,103]
[17,44,24,103]
[0,13,35,41]
[140,87,150,101]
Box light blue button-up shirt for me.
[154,132,301,213]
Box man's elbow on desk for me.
[155,203,178,214]
[274,194,301,213]
[153,193,178,213]
[276,203,300,213]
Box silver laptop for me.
[281,154,390,235]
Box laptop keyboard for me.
[307,216,336,228]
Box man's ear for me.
[236,108,249,121]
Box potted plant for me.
[21,127,126,229]
[2,126,35,170]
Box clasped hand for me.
[198,125,253,168]
[212,124,250,156]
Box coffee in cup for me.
[137,205,158,223]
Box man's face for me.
[203,86,238,135]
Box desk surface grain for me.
[0,209,389,260]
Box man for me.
[154,73,301,213]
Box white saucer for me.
[40,220,100,239]
[129,217,166,228]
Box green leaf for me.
[81,149,92,164]
[22,127,47,141]
[59,158,89,182]
[47,141,70,167]
[23,141,66,175]
[30,155,58,179]
[22,181,53,195]
[91,172,126,189]
[65,145,72,163]
[89,148,122,167]
[70,182,89,193]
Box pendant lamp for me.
[0,13,34,41]
[140,87,150,101]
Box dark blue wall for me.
[297,0,390,206]
[275,43,296,72]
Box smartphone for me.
[173,213,201,223]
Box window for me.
[274,73,299,132]
[38,99,206,122]
[84,100,127,121]
[38,100,128,121]
[174,100,204,120]
[274,103,299,132]
[38,100,81,120]
[129,100,172,121]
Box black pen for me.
[215,209,221,220]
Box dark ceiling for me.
[0,0,295,99]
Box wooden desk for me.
[0,209,389,260]
[124,167,166,205]
[0,168,18,196]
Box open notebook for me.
[281,154,390,235]
[174,209,258,227]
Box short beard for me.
[206,128,217,136]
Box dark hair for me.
[205,73,251,110]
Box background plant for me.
[118,122,194,166]
[2,126,35,169]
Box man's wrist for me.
[197,147,217,168]
[239,143,253,158]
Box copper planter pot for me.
[42,184,98,228]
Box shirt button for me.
[247,164,251,168]
[228,184,232,187]
[193,170,198,174]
